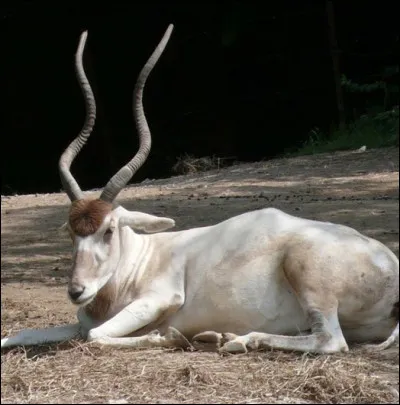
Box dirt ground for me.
[1,146,399,404]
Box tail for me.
[364,322,399,352]
[365,300,399,351]
[1,323,81,349]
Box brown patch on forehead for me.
[69,199,113,237]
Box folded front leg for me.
[86,291,185,349]
[90,327,192,350]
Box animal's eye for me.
[103,228,113,243]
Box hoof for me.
[218,333,247,354]
[219,338,248,354]
[220,332,239,346]
[192,331,222,352]
[164,327,193,350]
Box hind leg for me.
[220,255,349,354]
[192,304,349,354]
[219,307,349,354]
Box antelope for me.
[1,24,399,355]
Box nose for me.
[68,285,85,301]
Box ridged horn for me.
[59,30,96,201]
[99,24,174,203]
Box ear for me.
[115,206,175,233]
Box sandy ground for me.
[1,146,399,404]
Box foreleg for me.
[86,291,190,349]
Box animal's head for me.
[59,25,175,306]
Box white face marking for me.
[68,214,118,305]
[67,208,176,306]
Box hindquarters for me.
[338,240,398,345]
[282,232,399,348]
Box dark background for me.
[2,1,398,195]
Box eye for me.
[103,228,113,243]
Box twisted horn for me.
[99,24,174,203]
[59,30,96,201]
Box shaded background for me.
[2,1,398,195]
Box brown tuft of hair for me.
[86,280,117,321]
[69,199,113,237]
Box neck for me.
[83,228,156,321]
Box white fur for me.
[1,206,398,354]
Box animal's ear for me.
[115,206,175,233]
